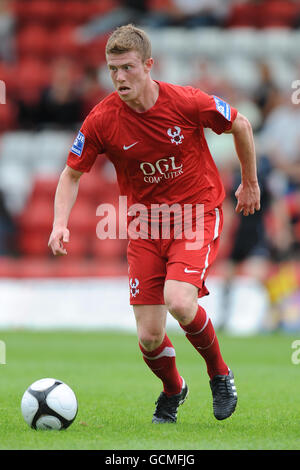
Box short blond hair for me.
[105,24,152,62]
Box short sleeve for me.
[193,88,238,135]
[67,108,105,173]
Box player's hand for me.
[48,226,70,256]
[235,181,261,216]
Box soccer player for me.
[48,24,260,423]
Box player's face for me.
[106,50,153,102]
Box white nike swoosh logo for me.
[123,142,139,150]
[184,268,200,273]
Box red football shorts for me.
[127,206,223,305]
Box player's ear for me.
[144,57,154,73]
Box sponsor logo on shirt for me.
[213,96,231,121]
[71,131,85,157]
[139,156,183,184]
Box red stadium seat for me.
[12,0,35,26]
[26,0,60,25]
[81,36,108,67]
[18,205,92,258]
[258,0,298,28]
[68,199,98,234]
[0,256,128,278]
[30,177,59,201]
[78,171,107,203]
[14,0,117,28]
[52,258,98,277]
[79,173,120,208]
[18,231,50,257]
[227,0,299,28]
[18,24,81,61]
[0,257,19,277]
[18,198,53,233]
[16,60,50,102]
[15,258,58,277]
[63,232,90,257]
[17,25,52,60]
[91,237,127,261]
[0,98,17,132]
[150,0,173,12]
[13,0,59,26]
[86,0,119,17]
[22,233,90,259]
[50,25,80,59]
[53,258,86,277]
[92,260,128,277]
[59,1,93,25]
[226,3,258,28]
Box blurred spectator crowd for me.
[0,0,300,281]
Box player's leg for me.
[164,206,237,419]
[164,279,237,420]
[128,238,188,422]
[164,280,228,380]
[134,304,167,351]
[128,240,178,389]
[133,304,188,423]
[133,304,182,395]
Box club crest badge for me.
[167,126,184,145]
[130,278,140,297]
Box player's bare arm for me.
[48,165,82,256]
[226,112,260,216]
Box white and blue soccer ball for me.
[21,378,78,430]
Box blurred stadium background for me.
[0,0,300,334]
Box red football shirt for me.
[67,81,237,212]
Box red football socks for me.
[139,334,183,396]
[180,305,228,379]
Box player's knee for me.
[165,296,195,324]
[139,332,164,352]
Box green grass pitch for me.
[0,329,300,450]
